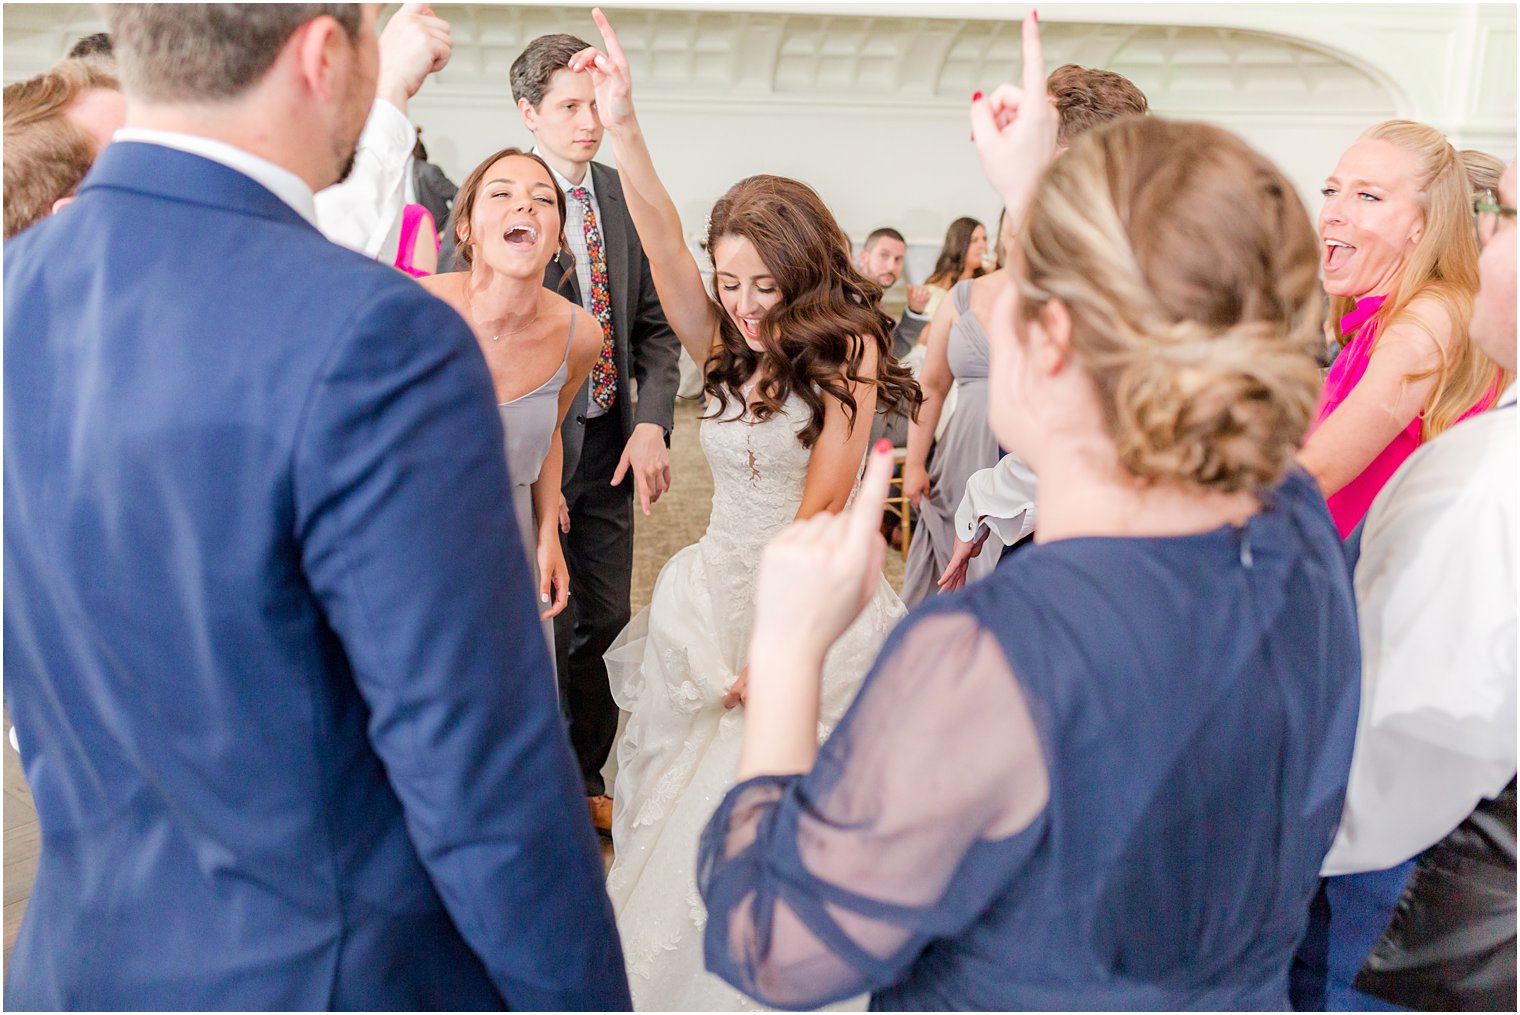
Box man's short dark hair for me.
[863,227,906,251]
[510,34,592,108]
[105,4,361,104]
[67,32,114,60]
[1047,64,1149,145]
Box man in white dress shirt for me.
[1321,160,1516,1009]
[316,2,450,260]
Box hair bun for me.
[1018,118,1326,495]
[1108,322,1320,492]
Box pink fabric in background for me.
[394,203,438,279]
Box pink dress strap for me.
[394,204,438,279]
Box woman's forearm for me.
[532,435,565,542]
[905,387,946,473]
[737,641,823,779]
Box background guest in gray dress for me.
[899,211,1016,605]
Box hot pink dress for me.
[394,204,438,279]
[1311,295,1492,537]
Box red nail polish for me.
[874,439,893,454]
[972,90,983,102]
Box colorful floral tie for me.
[570,185,617,410]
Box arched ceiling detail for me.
[399,4,1401,119]
[0,2,1403,118]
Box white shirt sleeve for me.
[1321,411,1518,876]
[313,99,416,261]
[954,454,1039,546]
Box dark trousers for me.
[554,411,633,797]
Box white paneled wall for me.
[5,2,1515,268]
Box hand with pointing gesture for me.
[738,441,896,778]
[969,11,1059,225]
[751,440,896,665]
[567,8,639,133]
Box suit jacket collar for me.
[79,141,318,232]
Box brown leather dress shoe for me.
[587,794,613,836]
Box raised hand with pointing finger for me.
[969,11,1059,226]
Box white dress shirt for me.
[1322,386,1518,875]
[112,127,318,226]
[954,453,1039,548]
[314,99,416,261]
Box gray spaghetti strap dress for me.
[497,314,576,663]
[901,278,1000,606]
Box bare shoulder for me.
[968,269,1012,312]
[418,271,466,309]
[1387,293,1458,351]
[543,290,602,370]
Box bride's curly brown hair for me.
[702,175,921,448]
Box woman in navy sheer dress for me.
[696,14,1362,1011]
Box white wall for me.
[6,1,1515,273]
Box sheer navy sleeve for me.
[697,610,1050,1008]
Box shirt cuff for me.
[363,98,416,153]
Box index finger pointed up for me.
[591,8,630,69]
[1020,10,1046,98]
[846,441,896,549]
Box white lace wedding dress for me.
[605,387,905,1011]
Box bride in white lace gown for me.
[605,387,904,1009]
[569,13,920,1010]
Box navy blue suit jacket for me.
[3,142,630,1011]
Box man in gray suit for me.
[861,227,929,445]
[511,33,681,833]
[860,226,931,358]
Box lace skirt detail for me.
[604,536,903,1011]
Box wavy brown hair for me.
[702,175,921,448]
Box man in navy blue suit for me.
[3,4,629,1010]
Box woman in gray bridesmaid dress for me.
[421,148,598,652]
[900,220,1015,606]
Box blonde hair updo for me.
[1017,118,1324,494]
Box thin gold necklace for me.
[469,291,540,342]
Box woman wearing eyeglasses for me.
[1298,121,1511,539]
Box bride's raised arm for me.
[569,9,720,366]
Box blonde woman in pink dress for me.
[1300,121,1509,537]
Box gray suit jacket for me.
[873,308,930,447]
[892,307,929,359]
[544,162,681,483]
